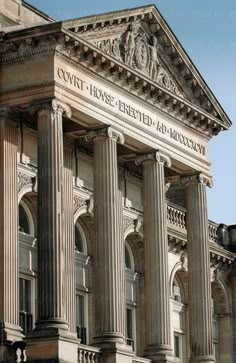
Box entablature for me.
[63,5,231,131]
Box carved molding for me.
[94,21,182,97]
[31,98,72,119]
[73,194,87,213]
[181,172,213,188]
[123,216,134,232]
[85,126,124,144]
[135,150,171,168]
[1,27,227,136]
[18,171,34,193]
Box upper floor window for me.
[19,204,30,234]
[75,221,87,254]
[172,278,182,302]
[125,242,134,271]
[18,200,34,236]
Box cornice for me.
[0,26,229,138]
[63,5,231,129]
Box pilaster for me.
[136,151,173,363]
[182,173,215,363]
[0,107,23,361]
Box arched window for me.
[18,200,34,236]
[171,275,186,362]
[74,219,89,344]
[125,242,134,271]
[124,240,137,351]
[75,221,87,254]
[18,198,36,336]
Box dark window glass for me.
[126,308,134,349]
[76,294,86,344]
[19,278,33,335]
[174,335,180,358]
[75,224,83,252]
[19,204,30,234]
[125,245,132,269]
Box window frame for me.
[19,275,36,335]
[19,200,35,237]
[76,291,88,345]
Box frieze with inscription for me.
[57,66,206,157]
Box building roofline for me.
[22,0,56,23]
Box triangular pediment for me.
[65,15,185,99]
[63,5,231,129]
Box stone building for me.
[0,1,235,363]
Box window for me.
[125,245,132,269]
[126,308,134,350]
[19,204,30,235]
[174,334,180,358]
[75,222,87,254]
[76,294,86,344]
[172,279,181,302]
[75,224,83,252]
[124,242,134,270]
[19,278,33,335]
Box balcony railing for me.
[166,202,220,243]
[78,345,101,363]
[167,203,186,229]
[19,311,33,335]
[208,221,219,242]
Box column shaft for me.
[141,154,172,360]
[37,106,67,328]
[63,142,76,333]
[93,131,125,343]
[186,178,214,362]
[0,113,22,342]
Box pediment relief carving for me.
[84,20,183,97]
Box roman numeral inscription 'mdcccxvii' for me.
[57,67,206,156]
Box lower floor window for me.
[126,308,134,350]
[76,294,87,345]
[19,278,33,335]
[174,333,181,359]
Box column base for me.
[94,332,125,345]
[144,345,173,363]
[25,331,79,363]
[189,355,216,363]
[99,342,134,363]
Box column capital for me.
[181,172,213,188]
[85,126,124,144]
[0,105,19,123]
[30,98,72,119]
[135,150,171,168]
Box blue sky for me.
[27,1,236,225]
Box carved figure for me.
[149,36,160,81]
[124,23,136,66]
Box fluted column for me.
[136,151,173,362]
[36,100,71,331]
[182,173,215,363]
[63,139,76,333]
[0,108,22,351]
[26,100,78,363]
[88,127,125,344]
